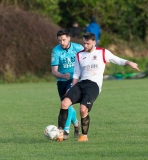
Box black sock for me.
[81,115,90,135]
[58,109,68,129]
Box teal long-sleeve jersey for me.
[51,42,84,81]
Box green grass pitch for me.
[0,79,148,160]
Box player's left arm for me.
[125,61,140,71]
[105,49,140,72]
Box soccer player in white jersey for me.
[51,29,84,140]
[57,32,140,142]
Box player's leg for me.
[62,80,75,138]
[63,105,73,133]
[70,107,81,138]
[78,104,89,142]
[70,107,77,125]
[66,82,81,137]
[62,105,80,139]
[78,81,99,142]
[57,97,72,141]
[57,83,81,141]
[64,80,80,138]
[57,81,68,129]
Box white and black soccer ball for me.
[44,125,59,140]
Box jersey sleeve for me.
[51,50,59,66]
[73,55,81,79]
[105,49,127,65]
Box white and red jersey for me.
[73,47,127,92]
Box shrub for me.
[0,5,60,82]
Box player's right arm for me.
[51,49,70,79]
[72,53,81,86]
[72,78,79,86]
[51,66,70,79]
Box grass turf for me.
[0,79,147,160]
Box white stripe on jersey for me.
[73,47,127,92]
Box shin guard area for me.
[81,115,90,135]
[58,109,68,129]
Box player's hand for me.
[129,62,140,71]
[64,73,70,79]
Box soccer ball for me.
[44,125,59,140]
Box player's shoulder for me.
[95,47,105,50]
[70,42,84,54]
[95,47,112,55]
[95,47,108,52]
[70,42,83,49]
[76,49,85,56]
[52,44,63,53]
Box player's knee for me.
[61,98,71,109]
[80,108,86,114]
[80,105,88,117]
[61,100,67,109]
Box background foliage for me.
[1,0,148,42]
[0,0,148,82]
[0,5,61,82]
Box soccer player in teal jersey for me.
[51,29,84,140]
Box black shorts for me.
[57,79,72,101]
[66,80,99,112]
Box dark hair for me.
[83,32,96,41]
[57,29,70,37]
[91,16,96,22]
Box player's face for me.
[83,38,96,52]
[58,35,70,49]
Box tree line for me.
[0,0,148,83]
[1,0,148,43]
